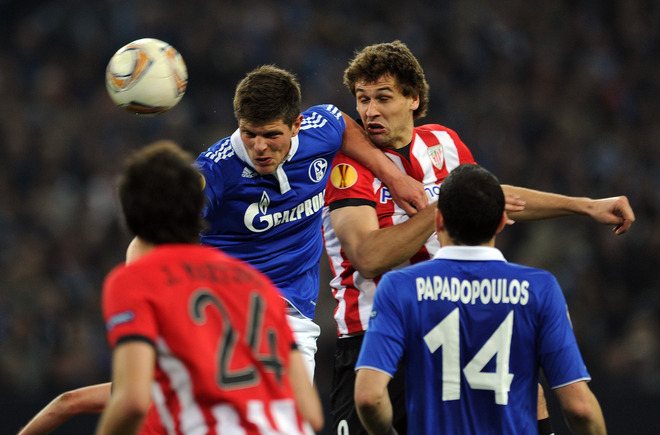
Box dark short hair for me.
[117,140,205,244]
[437,164,505,245]
[344,40,429,120]
[233,65,301,127]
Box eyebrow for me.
[240,126,284,136]
[356,85,395,94]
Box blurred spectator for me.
[0,0,658,433]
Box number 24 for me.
[424,308,514,405]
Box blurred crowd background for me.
[0,0,658,433]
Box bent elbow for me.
[112,392,151,421]
[307,412,324,433]
[564,402,598,424]
[352,258,384,280]
[354,389,380,413]
[562,395,605,433]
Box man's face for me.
[239,115,302,175]
[354,74,419,150]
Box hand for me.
[504,192,526,225]
[589,196,635,235]
[388,173,428,215]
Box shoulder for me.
[330,149,370,172]
[103,263,129,291]
[415,123,475,162]
[415,123,455,134]
[414,124,466,145]
[302,104,344,123]
[102,262,149,308]
[196,135,235,166]
[300,104,346,133]
[326,149,378,206]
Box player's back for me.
[366,250,587,434]
[103,244,310,434]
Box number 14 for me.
[423,308,514,405]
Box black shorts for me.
[330,335,407,435]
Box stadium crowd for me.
[0,0,658,432]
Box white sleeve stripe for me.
[354,365,395,377]
[550,376,592,389]
[204,139,234,163]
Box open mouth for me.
[366,123,386,135]
[255,157,273,165]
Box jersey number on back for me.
[190,290,284,389]
[423,308,514,405]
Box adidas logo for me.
[242,167,257,178]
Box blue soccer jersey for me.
[196,104,345,318]
[356,246,590,435]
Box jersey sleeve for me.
[325,150,378,210]
[102,265,158,348]
[195,139,229,219]
[303,104,346,154]
[445,126,476,165]
[535,273,591,388]
[355,272,405,376]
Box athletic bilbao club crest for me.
[427,145,445,170]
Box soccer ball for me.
[105,38,188,116]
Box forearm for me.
[18,383,112,435]
[340,116,401,187]
[564,391,606,435]
[557,382,607,435]
[502,185,591,222]
[564,412,607,435]
[339,113,426,214]
[356,397,396,435]
[17,396,72,435]
[342,204,436,279]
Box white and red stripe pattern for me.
[323,124,476,338]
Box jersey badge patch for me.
[309,158,328,183]
[428,145,445,170]
[330,163,358,189]
[106,310,135,332]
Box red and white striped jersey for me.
[322,124,476,337]
[102,244,313,435]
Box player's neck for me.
[439,232,497,248]
[389,128,414,150]
[127,237,156,264]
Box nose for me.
[253,136,268,152]
[365,100,380,118]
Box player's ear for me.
[291,114,304,137]
[435,208,445,233]
[495,212,508,235]
[410,94,420,111]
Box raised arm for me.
[340,113,427,214]
[330,203,436,279]
[17,383,112,435]
[502,185,634,235]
